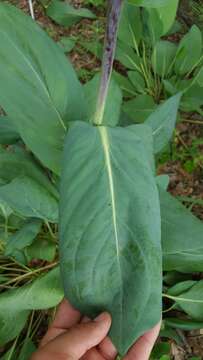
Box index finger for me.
[40,298,81,347]
[124,321,161,360]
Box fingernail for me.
[94,312,108,322]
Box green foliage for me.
[146,93,181,153]
[0,267,63,346]
[60,121,162,355]
[159,186,203,272]
[46,0,96,27]
[5,218,42,258]
[0,3,86,174]
[0,116,19,145]
[0,1,202,358]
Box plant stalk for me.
[94,0,123,126]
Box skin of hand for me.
[31,299,161,360]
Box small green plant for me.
[0,0,203,358]
[82,1,203,122]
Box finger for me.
[40,298,81,347]
[38,312,111,360]
[82,348,104,360]
[124,321,161,360]
[97,337,117,360]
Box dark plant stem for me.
[94,0,123,126]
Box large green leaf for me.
[159,188,203,272]
[116,41,142,70]
[127,71,146,93]
[46,0,95,27]
[5,218,42,257]
[145,94,181,153]
[165,318,203,331]
[84,73,122,127]
[0,3,86,174]
[118,2,142,48]
[146,0,179,38]
[25,238,56,262]
[169,281,203,320]
[175,25,202,75]
[129,0,174,6]
[0,176,58,222]
[0,150,58,199]
[0,116,19,145]
[123,94,157,123]
[181,84,203,114]
[0,267,63,346]
[152,41,177,77]
[59,121,162,355]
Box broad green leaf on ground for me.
[25,238,56,262]
[59,121,162,355]
[0,176,59,223]
[146,0,179,37]
[152,41,177,77]
[5,218,42,256]
[0,267,63,346]
[113,71,136,97]
[164,318,203,331]
[145,93,181,153]
[175,25,202,75]
[181,84,203,114]
[167,281,197,296]
[116,41,142,70]
[159,187,203,272]
[0,116,19,145]
[127,71,146,93]
[169,281,203,320]
[58,37,75,53]
[0,3,86,174]
[46,0,95,27]
[123,94,156,123]
[143,8,163,44]
[0,151,58,199]
[84,74,122,126]
[129,0,173,7]
[118,3,142,48]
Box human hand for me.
[31,299,161,360]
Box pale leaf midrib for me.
[99,126,123,344]
[99,127,119,256]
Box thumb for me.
[32,312,112,360]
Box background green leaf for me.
[5,218,42,257]
[0,116,19,145]
[145,93,181,153]
[0,3,86,174]
[123,94,156,123]
[46,0,96,27]
[175,25,202,75]
[0,267,63,346]
[0,176,59,223]
[160,188,203,272]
